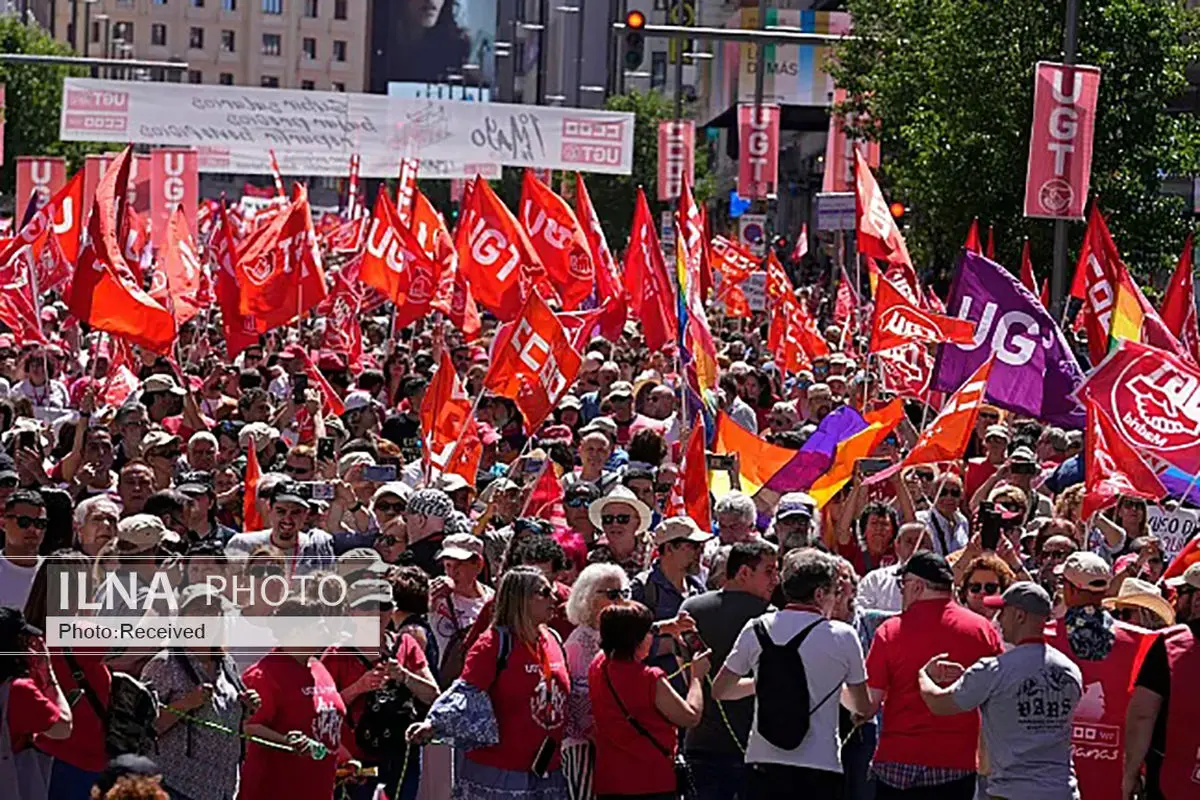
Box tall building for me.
[44,0,369,91]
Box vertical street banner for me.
[738,104,780,199]
[822,88,880,193]
[150,149,199,249]
[0,85,5,168]
[657,121,695,202]
[16,157,67,213]
[1024,61,1101,220]
[84,152,151,215]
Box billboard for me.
[368,0,496,94]
[59,78,635,176]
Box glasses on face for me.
[596,587,632,601]
[1043,548,1073,562]
[941,488,962,498]
[283,464,312,476]
[376,534,402,548]
[1112,606,1141,623]
[968,582,1000,595]
[534,585,553,599]
[11,515,47,530]
[565,497,591,509]
[374,501,404,514]
[602,514,632,525]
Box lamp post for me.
[83,0,97,58]
[554,5,584,108]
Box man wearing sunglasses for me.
[916,474,969,558]
[0,489,47,608]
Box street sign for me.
[739,213,767,256]
[816,192,856,231]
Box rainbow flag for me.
[1108,276,1144,350]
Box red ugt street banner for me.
[657,121,695,202]
[1024,61,1101,220]
[737,104,780,200]
[150,149,199,249]
[16,157,66,212]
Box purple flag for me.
[933,250,1085,427]
[763,406,868,492]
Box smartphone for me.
[292,373,309,405]
[856,458,892,477]
[317,437,336,462]
[301,482,336,501]
[17,430,35,451]
[1012,461,1039,475]
[530,736,558,780]
[680,629,706,654]
[980,502,1002,551]
[363,464,397,483]
[706,454,736,471]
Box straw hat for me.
[1102,578,1176,628]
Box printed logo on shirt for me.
[529,670,566,731]
[312,694,343,748]
[1015,665,1079,733]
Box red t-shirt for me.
[38,651,110,773]
[6,677,61,749]
[866,597,1003,770]
[835,538,897,577]
[588,655,675,796]
[460,627,569,772]
[320,634,429,761]
[239,652,346,800]
[964,458,998,504]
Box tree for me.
[0,16,104,203]
[831,0,1200,285]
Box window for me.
[189,27,204,49]
[650,51,667,90]
[219,72,234,85]
[303,0,318,17]
[261,33,281,55]
[220,30,235,52]
[261,75,280,87]
[331,81,344,92]
[114,21,133,43]
[261,0,282,14]
[151,23,167,46]
[152,0,167,5]
[222,0,236,9]
[192,0,205,6]
[333,0,346,20]
[188,70,203,84]
[332,40,346,62]
[90,20,100,43]
[302,37,316,59]
[301,80,315,90]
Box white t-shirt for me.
[723,609,866,773]
[857,563,903,613]
[0,553,42,610]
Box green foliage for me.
[830,0,1200,285]
[0,16,109,203]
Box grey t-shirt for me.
[680,589,771,755]
[950,642,1083,800]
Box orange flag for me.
[870,277,975,352]
[681,420,712,532]
[712,411,798,496]
[764,250,793,305]
[810,398,907,507]
[903,358,995,467]
[519,169,593,310]
[421,350,474,479]
[66,148,176,354]
[361,189,442,329]
[1081,400,1167,521]
[243,444,263,532]
[151,205,205,326]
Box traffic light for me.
[889,202,906,219]
[624,10,646,70]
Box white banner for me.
[1148,505,1200,562]
[59,78,635,177]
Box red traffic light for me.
[626,10,646,29]
[889,202,906,219]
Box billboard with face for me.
[369,0,496,94]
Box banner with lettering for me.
[657,121,695,202]
[150,149,199,249]
[737,104,780,199]
[1024,61,1101,220]
[59,78,636,176]
[15,157,66,212]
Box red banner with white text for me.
[1024,61,1101,220]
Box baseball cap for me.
[338,451,376,477]
[435,533,484,561]
[177,471,214,496]
[580,417,618,443]
[1054,551,1112,591]
[1166,562,1200,591]
[269,482,309,507]
[901,551,954,587]
[347,578,394,609]
[653,516,713,547]
[983,581,1052,616]
[0,606,43,644]
[437,473,471,494]
[178,583,234,612]
[116,514,178,554]
[337,548,390,580]
[775,492,816,520]
[604,381,635,401]
[342,390,374,415]
[1010,446,1037,463]
[94,755,161,796]
[558,395,582,411]
[142,374,186,397]
[984,424,1010,442]
[141,430,182,453]
[317,351,348,373]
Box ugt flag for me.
[934,250,1085,427]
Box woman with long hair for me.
[408,566,571,800]
[1090,496,1149,562]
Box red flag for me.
[697,203,714,303]
[677,173,708,300]
[869,277,975,352]
[985,226,995,261]
[878,341,935,401]
[0,170,84,286]
[964,219,981,254]
[854,152,913,270]
[1075,338,1200,475]
[236,186,328,333]
[764,251,793,306]
[1163,536,1200,582]
[1040,278,1050,309]
[211,201,259,359]
[519,170,593,310]
[483,292,582,433]
[65,148,176,354]
[150,206,205,326]
[1160,233,1200,365]
[456,177,547,321]
[361,189,442,329]
[1019,238,1038,295]
[525,463,567,527]
[924,287,947,315]
[243,444,264,532]
[834,268,857,326]
[576,173,626,340]
[406,190,482,342]
[902,358,994,466]
[315,274,364,374]
[1081,399,1166,521]
[623,189,677,350]
[725,286,752,319]
[421,350,474,479]
[680,421,711,531]
[711,235,758,285]
[790,223,809,263]
[297,349,345,416]
[396,158,420,226]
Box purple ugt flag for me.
[933,250,1085,428]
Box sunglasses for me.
[596,587,632,601]
[565,497,591,508]
[283,464,312,475]
[968,582,1000,595]
[11,515,47,530]
[535,585,553,598]
[941,488,962,498]
[374,501,404,514]
[601,514,632,525]
[376,535,403,547]
[1112,607,1142,622]
[655,483,674,494]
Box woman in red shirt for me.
[408,566,571,800]
[588,603,709,800]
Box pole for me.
[69,0,79,51]
[83,1,92,58]
[672,0,684,122]
[536,0,549,105]
[1050,0,1079,321]
[574,3,585,107]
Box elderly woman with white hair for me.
[72,495,121,558]
[561,563,631,800]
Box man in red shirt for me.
[863,551,1004,799]
[964,424,1009,502]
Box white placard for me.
[742,271,767,311]
[1148,505,1200,562]
[59,78,635,177]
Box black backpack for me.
[751,617,838,751]
[65,652,159,758]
